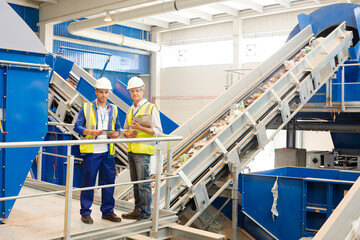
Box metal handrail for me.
[0,59,51,70]
[0,135,183,239]
[39,151,83,161]
[322,63,360,111]
[0,175,179,202]
[0,135,183,148]
[48,122,75,127]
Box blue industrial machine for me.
[287,3,360,165]
[231,3,360,239]
[0,1,49,219]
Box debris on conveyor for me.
[170,37,322,171]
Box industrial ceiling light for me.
[104,11,112,22]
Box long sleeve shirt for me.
[74,100,121,138]
[124,99,163,137]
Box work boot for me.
[122,209,140,220]
[102,213,122,222]
[81,215,93,224]
[137,215,151,221]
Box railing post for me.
[231,161,239,240]
[37,146,43,181]
[64,146,74,239]
[150,147,163,239]
[341,65,345,112]
[326,78,333,107]
[165,141,172,210]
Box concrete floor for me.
[0,186,137,240]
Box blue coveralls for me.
[74,100,121,216]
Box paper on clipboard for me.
[133,115,152,128]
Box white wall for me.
[158,4,335,161]
[302,131,334,151]
[159,64,231,125]
[161,22,233,44]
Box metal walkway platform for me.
[0,179,224,240]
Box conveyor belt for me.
[155,23,353,224]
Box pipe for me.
[286,120,296,148]
[73,28,161,52]
[67,0,228,52]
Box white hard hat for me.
[127,76,144,89]
[95,77,112,90]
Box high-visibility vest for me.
[79,102,118,156]
[126,102,157,155]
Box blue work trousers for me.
[80,152,115,216]
[128,152,152,220]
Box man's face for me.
[129,87,145,103]
[95,89,110,104]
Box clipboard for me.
[133,115,152,128]
[101,129,114,133]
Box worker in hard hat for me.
[74,77,122,224]
[122,76,163,221]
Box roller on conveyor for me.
[153,22,353,226]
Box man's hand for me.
[108,131,120,139]
[89,129,102,136]
[130,120,142,130]
[124,130,138,138]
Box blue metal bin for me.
[240,167,360,240]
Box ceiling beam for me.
[210,4,239,17]
[161,13,191,25]
[134,17,169,29]
[273,0,291,8]
[32,0,57,4]
[39,0,154,24]
[232,0,263,13]
[121,21,152,31]
[6,0,39,9]
[154,0,338,33]
[183,9,213,21]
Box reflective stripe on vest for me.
[79,102,118,155]
[126,102,157,155]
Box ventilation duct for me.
[67,0,228,52]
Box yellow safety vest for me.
[79,102,118,156]
[126,102,158,155]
